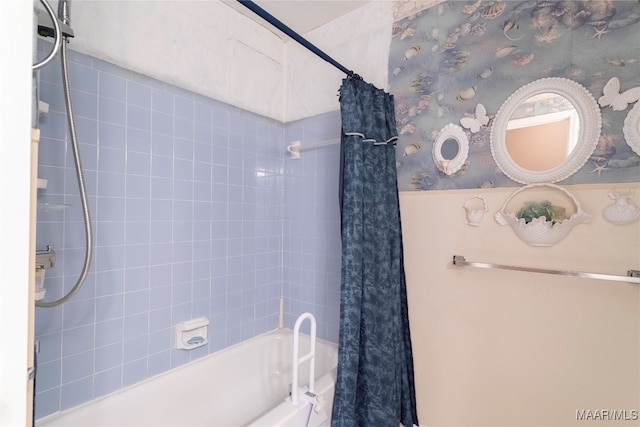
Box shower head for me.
[37,0,74,39]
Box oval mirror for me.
[441,138,460,160]
[433,123,469,175]
[490,77,601,184]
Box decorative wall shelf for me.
[494,183,591,247]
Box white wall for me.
[284,1,393,122]
[401,184,640,426]
[60,0,394,123]
[0,1,35,426]
[67,1,286,119]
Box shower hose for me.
[35,37,93,308]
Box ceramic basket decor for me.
[602,190,640,225]
[463,194,488,226]
[495,183,592,247]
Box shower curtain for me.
[331,76,419,427]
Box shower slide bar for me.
[452,255,640,284]
[236,1,359,78]
[290,312,317,405]
[287,140,340,159]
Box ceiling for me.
[223,1,372,38]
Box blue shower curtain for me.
[331,76,419,427]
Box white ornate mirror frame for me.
[623,102,640,157]
[432,123,469,175]
[490,77,602,184]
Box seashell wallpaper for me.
[389,0,640,191]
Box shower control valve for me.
[35,245,56,269]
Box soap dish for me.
[175,317,209,350]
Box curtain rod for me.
[452,255,640,284]
[236,0,358,78]
[287,139,340,159]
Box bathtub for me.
[37,329,338,427]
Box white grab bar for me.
[290,312,316,405]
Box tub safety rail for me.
[287,312,328,427]
[290,312,317,405]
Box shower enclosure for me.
[28,0,345,422]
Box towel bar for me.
[452,255,640,284]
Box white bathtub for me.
[37,329,338,427]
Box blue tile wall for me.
[283,112,343,342]
[34,45,343,419]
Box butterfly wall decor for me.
[460,103,490,133]
[598,77,640,111]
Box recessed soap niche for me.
[175,317,209,350]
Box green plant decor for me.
[516,200,567,226]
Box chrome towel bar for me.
[452,255,640,284]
